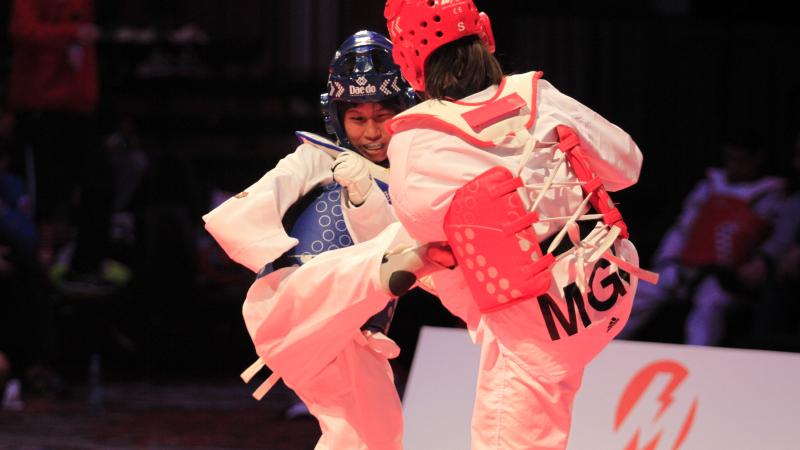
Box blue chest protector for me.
[257,177,390,276]
[288,182,353,263]
[292,179,391,259]
[258,179,395,334]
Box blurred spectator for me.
[106,118,149,214]
[0,108,36,268]
[104,118,148,276]
[620,134,786,345]
[8,0,117,295]
[0,107,63,401]
[749,135,800,348]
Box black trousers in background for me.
[0,270,58,374]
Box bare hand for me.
[737,257,768,288]
[777,246,800,281]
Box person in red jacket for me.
[9,0,100,114]
[8,0,114,294]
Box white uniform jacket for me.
[203,143,394,273]
[388,72,643,334]
[387,71,644,449]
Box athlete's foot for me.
[379,242,455,296]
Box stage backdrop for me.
[403,326,800,450]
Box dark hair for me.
[423,35,503,100]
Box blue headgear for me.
[321,30,417,149]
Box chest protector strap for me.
[393,73,642,313]
[555,125,629,239]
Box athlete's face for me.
[343,102,397,163]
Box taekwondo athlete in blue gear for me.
[265,30,416,335]
[204,30,418,449]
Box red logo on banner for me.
[615,360,699,450]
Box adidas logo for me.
[607,317,620,332]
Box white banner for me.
[403,326,800,450]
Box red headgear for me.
[384,0,495,92]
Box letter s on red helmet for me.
[384,0,495,92]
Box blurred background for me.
[0,0,798,448]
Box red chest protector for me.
[680,194,770,269]
[389,72,632,313]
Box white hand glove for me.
[332,151,373,207]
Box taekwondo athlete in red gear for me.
[620,139,785,345]
[381,1,658,448]
[203,30,417,450]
